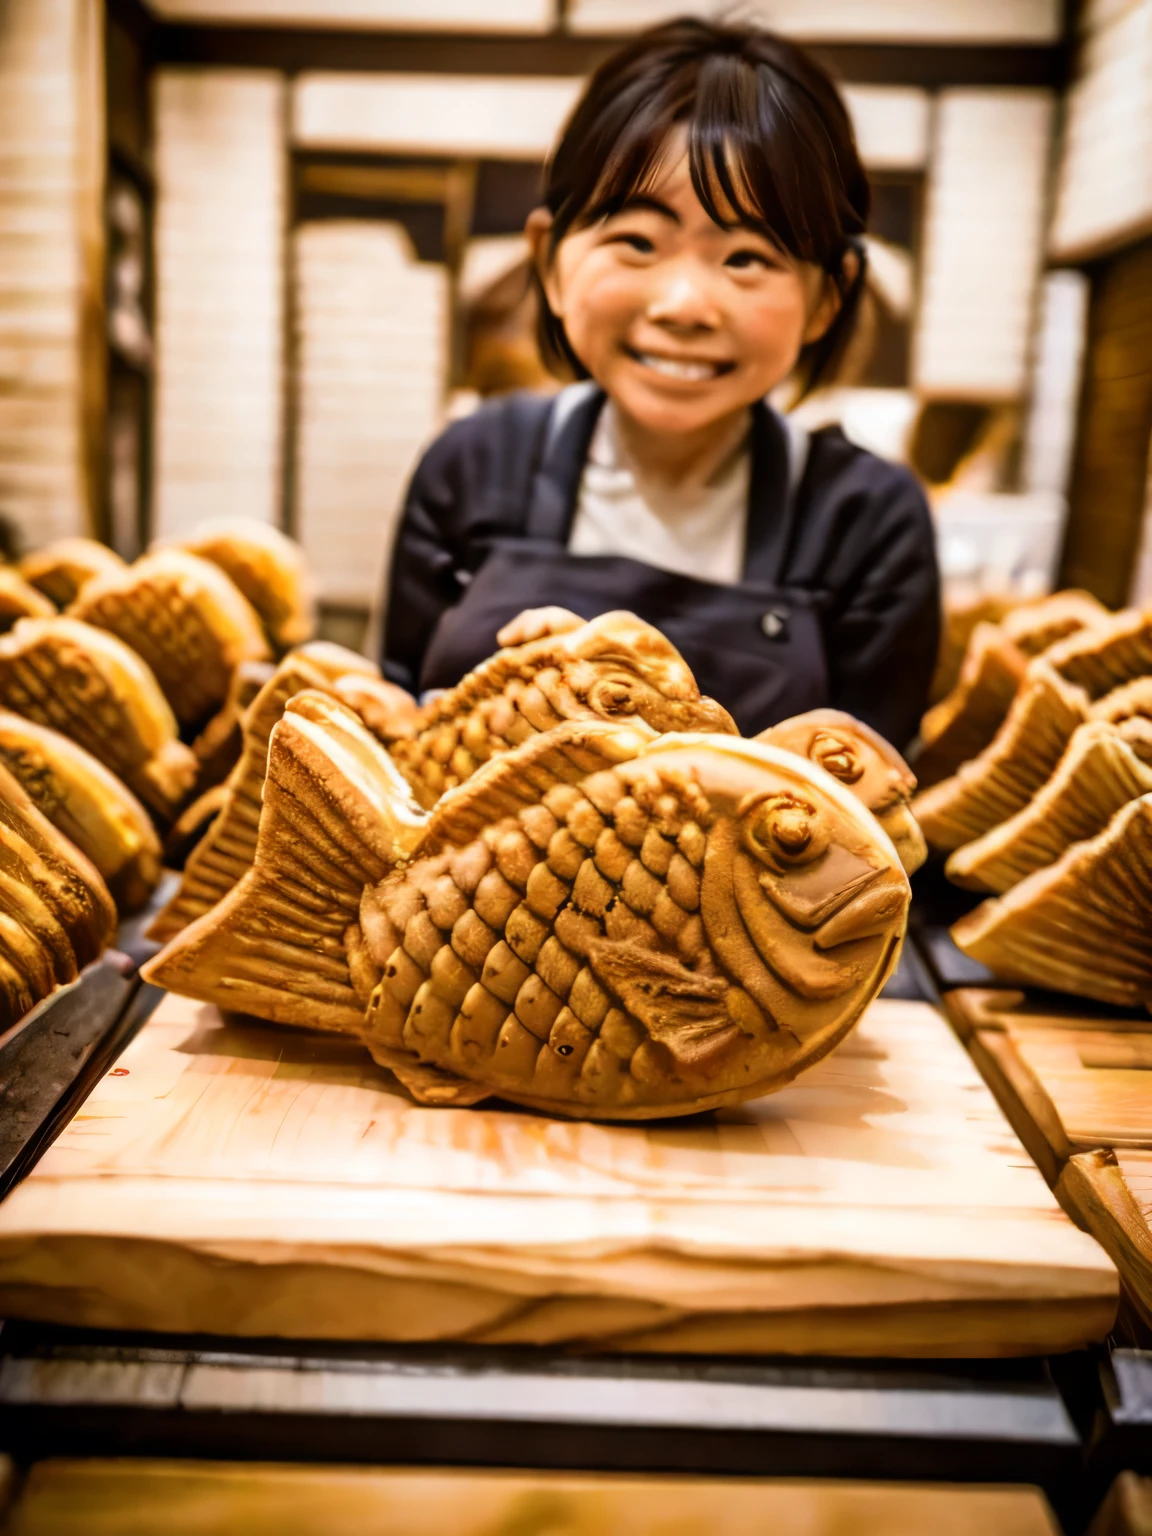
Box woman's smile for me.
[622,344,736,384]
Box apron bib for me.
[418,393,829,737]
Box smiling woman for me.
[382,18,940,749]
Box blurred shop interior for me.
[3,0,1152,659]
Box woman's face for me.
[536,138,841,439]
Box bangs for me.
[552,42,864,272]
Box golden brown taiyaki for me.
[146,642,383,942]
[952,792,1152,1011]
[757,709,926,874]
[946,717,1152,894]
[0,760,116,1027]
[19,537,126,608]
[0,617,198,819]
[0,712,161,912]
[390,611,737,809]
[144,698,910,1120]
[69,548,271,729]
[169,516,315,653]
[0,569,55,633]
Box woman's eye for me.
[725,249,775,271]
[609,233,655,254]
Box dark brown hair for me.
[535,17,870,399]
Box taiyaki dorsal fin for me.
[999,589,1109,657]
[1047,603,1152,699]
[143,691,428,1032]
[946,719,1152,893]
[424,719,659,850]
[147,642,381,942]
[952,792,1152,1010]
[912,660,1092,853]
[915,624,1028,788]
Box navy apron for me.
[419,393,830,737]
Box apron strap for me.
[743,400,809,585]
[524,382,606,542]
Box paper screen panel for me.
[0,0,103,551]
[293,222,447,611]
[1049,0,1152,261]
[152,69,286,541]
[149,0,555,29]
[914,89,1054,400]
[293,73,582,160]
[566,0,1061,41]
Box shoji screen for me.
[0,0,103,551]
[152,70,286,540]
[914,89,1054,400]
[1050,0,1152,261]
[293,222,448,613]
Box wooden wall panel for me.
[0,0,104,553]
[565,0,1062,42]
[152,69,286,541]
[1059,240,1152,606]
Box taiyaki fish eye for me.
[811,732,864,785]
[589,676,637,716]
[740,791,828,867]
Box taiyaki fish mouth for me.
[813,867,910,950]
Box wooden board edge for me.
[969,1026,1075,1187]
[1056,1152,1152,1334]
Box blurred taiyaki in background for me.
[144,695,912,1121]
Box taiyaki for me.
[946,717,1152,894]
[189,657,276,792]
[144,698,910,1120]
[146,642,383,942]
[0,760,116,1027]
[952,792,1152,1012]
[758,709,926,874]
[0,569,55,633]
[147,617,734,942]
[0,617,198,819]
[69,549,270,729]
[0,712,161,911]
[169,516,315,653]
[914,592,1108,791]
[390,611,737,809]
[19,537,126,608]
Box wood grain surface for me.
[0,992,1116,1356]
[1,1459,1064,1536]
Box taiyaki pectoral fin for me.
[366,1042,494,1107]
[143,690,429,1032]
[587,941,742,1082]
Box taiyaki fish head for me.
[757,709,926,874]
[550,611,737,735]
[629,734,909,1003]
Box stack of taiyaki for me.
[913,593,1152,1010]
[0,520,339,1029]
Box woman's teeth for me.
[632,352,725,381]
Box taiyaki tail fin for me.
[143,691,428,1032]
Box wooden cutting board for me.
[943,988,1152,1330]
[0,992,1116,1357]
